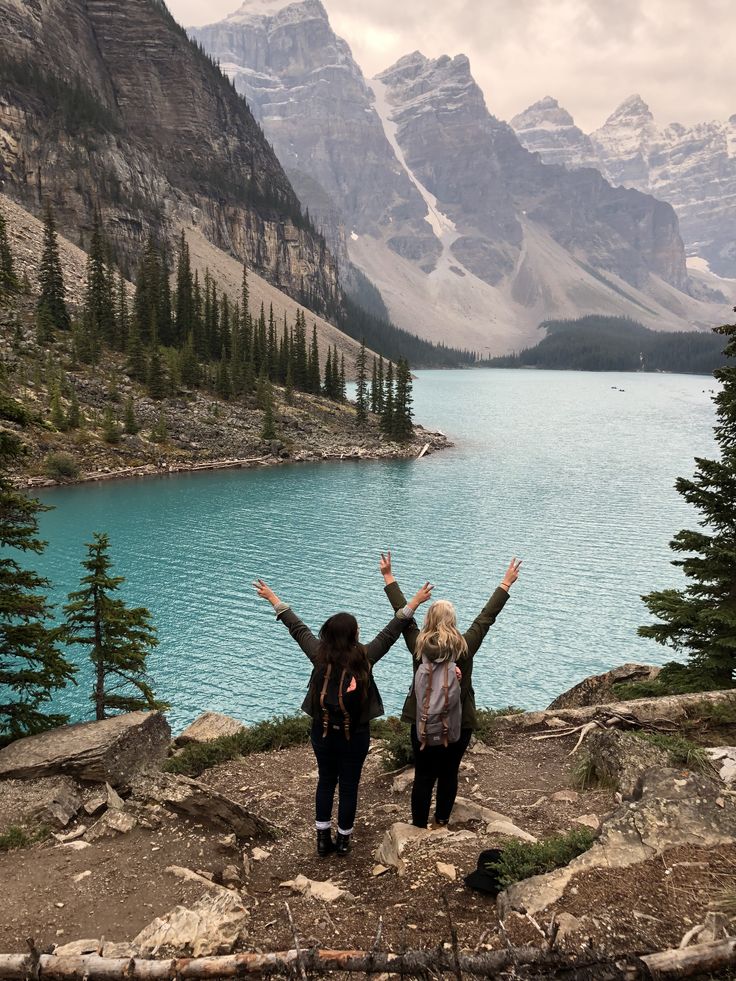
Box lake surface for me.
[34,369,717,731]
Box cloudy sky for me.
[167,0,734,131]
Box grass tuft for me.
[0,824,49,851]
[488,828,596,888]
[371,717,413,771]
[164,713,311,777]
[631,731,711,773]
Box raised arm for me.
[463,558,521,657]
[253,579,319,664]
[379,550,421,654]
[366,580,434,665]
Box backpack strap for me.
[418,661,434,750]
[319,664,332,739]
[441,662,450,748]
[337,668,351,741]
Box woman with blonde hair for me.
[379,552,521,828]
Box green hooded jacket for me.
[384,581,509,730]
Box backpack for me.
[316,664,360,740]
[414,656,462,749]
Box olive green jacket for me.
[384,581,509,730]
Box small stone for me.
[54,940,99,957]
[371,864,390,877]
[251,847,271,861]
[436,862,456,880]
[574,814,601,830]
[280,875,350,903]
[106,783,125,810]
[221,865,241,886]
[84,797,107,817]
[74,870,92,883]
[59,840,91,851]
[551,790,579,803]
[54,902,65,909]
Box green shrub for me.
[613,663,735,702]
[0,824,49,851]
[371,716,413,771]
[164,713,311,777]
[475,706,525,744]
[631,731,711,773]
[43,452,81,481]
[488,828,596,888]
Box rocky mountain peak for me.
[220,0,326,26]
[511,96,577,131]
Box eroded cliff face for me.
[512,94,736,279]
[0,0,338,309]
[377,53,690,294]
[189,0,439,273]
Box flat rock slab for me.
[547,663,661,710]
[175,712,246,747]
[499,767,736,917]
[131,771,276,839]
[132,890,249,957]
[280,875,351,902]
[0,712,171,786]
[707,747,736,784]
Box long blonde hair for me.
[415,600,468,662]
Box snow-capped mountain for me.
[191,1,731,351]
[512,95,736,279]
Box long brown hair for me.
[415,600,468,662]
[313,612,371,699]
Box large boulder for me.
[132,890,249,956]
[547,664,660,710]
[175,712,245,747]
[131,771,275,839]
[499,767,736,917]
[0,712,171,786]
[584,728,671,798]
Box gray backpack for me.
[414,656,462,749]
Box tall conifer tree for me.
[355,338,368,424]
[0,391,75,742]
[0,208,18,298]
[63,533,165,720]
[639,316,736,689]
[37,203,70,332]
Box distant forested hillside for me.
[484,316,729,375]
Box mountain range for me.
[191,0,732,353]
[510,95,736,280]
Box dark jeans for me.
[410,725,473,828]
[311,723,370,832]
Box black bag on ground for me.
[464,848,504,895]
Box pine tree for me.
[355,338,368,425]
[0,207,18,298]
[82,210,109,357]
[0,398,75,741]
[323,348,333,399]
[339,354,346,403]
[50,388,66,431]
[116,272,129,352]
[381,360,395,436]
[63,533,166,721]
[37,203,70,332]
[180,332,200,389]
[126,317,146,381]
[147,328,168,400]
[174,231,193,347]
[66,389,81,430]
[377,355,385,413]
[639,316,736,690]
[102,406,120,444]
[35,303,55,345]
[370,356,379,414]
[150,410,168,444]
[285,360,294,405]
[392,358,414,441]
[123,397,139,435]
[293,310,308,391]
[308,324,321,394]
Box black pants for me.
[410,725,473,828]
[311,723,370,832]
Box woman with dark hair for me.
[253,578,433,856]
[378,552,521,829]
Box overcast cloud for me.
[168,0,735,130]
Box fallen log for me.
[494,689,736,734]
[0,939,734,979]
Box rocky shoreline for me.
[14,426,452,491]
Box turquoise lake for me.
[34,369,717,731]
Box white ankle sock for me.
[337,826,353,836]
[316,820,332,831]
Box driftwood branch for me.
[0,940,734,979]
